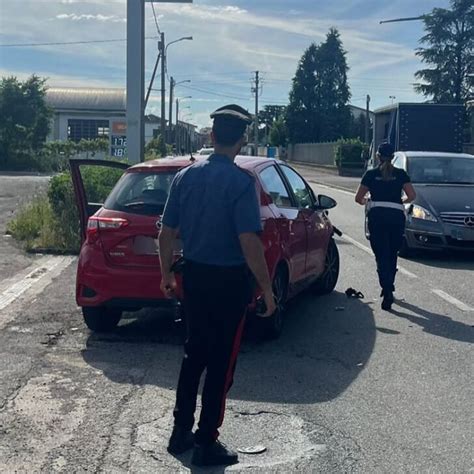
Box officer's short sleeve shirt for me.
[162,154,262,266]
[361,167,411,204]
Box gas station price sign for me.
[111,122,127,158]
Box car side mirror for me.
[314,194,337,211]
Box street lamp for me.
[166,36,193,56]
[169,79,191,139]
[389,95,396,105]
[175,97,192,153]
[160,35,193,144]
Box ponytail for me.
[379,159,394,181]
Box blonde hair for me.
[378,153,394,181]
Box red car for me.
[71,156,340,338]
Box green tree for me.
[269,117,288,146]
[0,75,52,169]
[316,28,352,141]
[286,43,320,143]
[286,28,351,144]
[415,0,473,103]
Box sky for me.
[0,0,451,130]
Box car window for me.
[407,156,474,184]
[280,165,314,209]
[104,171,177,216]
[259,166,292,208]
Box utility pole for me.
[252,71,260,151]
[176,98,179,153]
[365,94,371,144]
[168,76,175,144]
[160,32,166,144]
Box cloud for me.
[55,13,125,23]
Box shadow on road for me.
[400,251,474,272]
[81,290,376,405]
[392,300,474,344]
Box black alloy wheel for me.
[312,238,340,295]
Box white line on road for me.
[340,234,418,279]
[0,256,75,328]
[309,181,356,197]
[431,289,474,312]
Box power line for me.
[180,84,251,101]
[150,1,161,35]
[0,37,160,48]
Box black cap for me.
[210,104,253,125]
[377,142,395,158]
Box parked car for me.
[70,156,340,338]
[196,147,214,156]
[365,152,474,255]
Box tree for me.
[414,0,473,103]
[315,28,352,141]
[286,28,351,144]
[269,118,288,147]
[0,75,52,168]
[285,43,320,144]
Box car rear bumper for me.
[405,219,474,251]
[76,243,182,308]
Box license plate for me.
[450,228,474,241]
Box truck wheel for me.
[82,307,122,332]
[312,239,340,295]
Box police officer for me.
[158,104,276,467]
[355,142,416,310]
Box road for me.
[0,170,473,473]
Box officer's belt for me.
[368,201,405,212]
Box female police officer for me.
[355,142,416,311]
[158,104,276,466]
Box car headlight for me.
[410,204,438,222]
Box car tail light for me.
[86,217,129,242]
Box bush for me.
[335,139,368,169]
[8,164,124,254]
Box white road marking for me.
[309,181,356,197]
[340,233,418,279]
[431,289,474,312]
[339,234,418,278]
[0,256,75,328]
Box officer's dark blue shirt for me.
[162,154,262,266]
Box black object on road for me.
[345,288,365,299]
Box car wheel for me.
[263,267,288,340]
[312,238,340,295]
[82,307,122,332]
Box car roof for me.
[129,154,277,172]
[397,151,474,159]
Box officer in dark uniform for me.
[158,104,276,467]
[355,142,416,310]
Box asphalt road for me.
[0,170,473,473]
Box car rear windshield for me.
[104,171,177,216]
[408,157,474,185]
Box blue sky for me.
[0,0,451,129]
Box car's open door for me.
[69,159,129,243]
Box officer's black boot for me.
[167,425,195,455]
[381,289,394,311]
[192,440,238,466]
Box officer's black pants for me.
[173,260,250,445]
[368,208,406,292]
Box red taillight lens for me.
[86,217,129,243]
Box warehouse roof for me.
[46,87,126,112]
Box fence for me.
[288,142,338,166]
